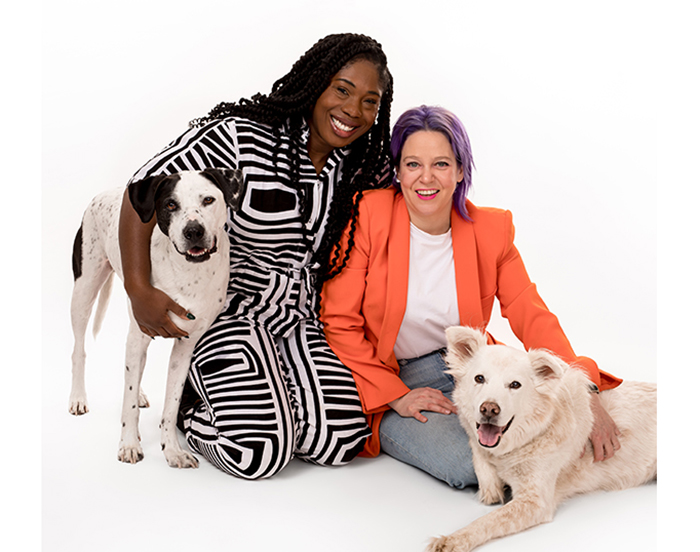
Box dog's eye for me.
[509,381,522,389]
[202,196,215,206]
[166,200,178,212]
[474,375,485,384]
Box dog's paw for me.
[118,443,144,464]
[426,535,460,552]
[427,534,474,552]
[68,398,89,416]
[426,536,447,552]
[478,484,505,505]
[164,448,199,469]
[138,388,150,408]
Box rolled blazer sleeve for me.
[321,199,410,414]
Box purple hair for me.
[390,105,475,221]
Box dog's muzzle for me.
[180,222,217,263]
[476,416,514,448]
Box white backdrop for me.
[27,0,679,550]
[43,0,657,379]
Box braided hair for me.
[190,33,394,291]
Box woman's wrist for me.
[388,391,408,410]
[124,277,153,298]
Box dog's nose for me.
[183,222,204,242]
[480,401,500,419]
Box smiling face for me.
[445,326,568,457]
[307,58,383,172]
[397,130,464,235]
[154,173,228,263]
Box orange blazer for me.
[320,189,621,457]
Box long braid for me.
[315,73,394,287]
[189,33,394,291]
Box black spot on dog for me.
[128,173,181,223]
[199,168,245,211]
[72,224,83,280]
[153,177,182,237]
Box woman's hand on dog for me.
[129,284,191,339]
[119,190,192,339]
[585,393,621,462]
[389,388,458,423]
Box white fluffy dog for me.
[428,326,656,552]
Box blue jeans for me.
[379,349,477,489]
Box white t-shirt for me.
[393,223,460,360]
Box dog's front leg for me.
[427,484,556,552]
[160,338,199,468]
[118,326,150,464]
[471,446,505,505]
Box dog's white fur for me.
[428,326,656,552]
[69,169,242,468]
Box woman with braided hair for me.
[119,33,394,478]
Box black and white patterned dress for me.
[130,116,379,478]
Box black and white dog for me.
[69,169,244,468]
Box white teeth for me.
[188,248,209,256]
[416,189,438,196]
[331,116,355,132]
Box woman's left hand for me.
[585,393,621,462]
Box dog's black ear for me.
[200,168,245,212]
[127,174,170,223]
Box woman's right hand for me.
[127,283,191,339]
[388,388,457,423]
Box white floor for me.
[40,287,657,552]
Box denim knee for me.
[379,410,478,489]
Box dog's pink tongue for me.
[478,424,502,447]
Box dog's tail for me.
[92,272,114,338]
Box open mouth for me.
[330,115,359,137]
[476,416,514,448]
[416,189,439,200]
[183,238,217,263]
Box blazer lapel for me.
[451,206,485,329]
[377,194,410,365]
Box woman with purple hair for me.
[320,105,622,487]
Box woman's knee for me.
[379,410,477,488]
[188,434,294,479]
[437,458,478,489]
[296,421,370,467]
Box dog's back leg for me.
[69,247,114,415]
[118,325,151,463]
